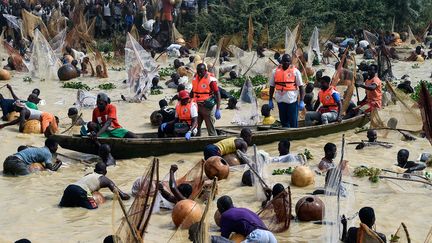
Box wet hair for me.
[177,84,185,92]
[272,183,285,198]
[188,222,200,242]
[241,170,253,186]
[281,54,291,62]
[174,59,182,69]
[95,162,107,174]
[68,107,78,116]
[45,137,58,149]
[189,56,195,63]
[324,142,336,153]
[152,76,160,85]
[305,83,314,93]
[178,183,193,198]
[71,60,78,66]
[279,139,290,152]
[17,145,28,152]
[99,144,111,154]
[227,97,237,109]
[261,104,271,117]
[159,99,168,109]
[240,128,252,139]
[229,70,237,80]
[320,76,331,84]
[32,88,40,96]
[15,239,31,243]
[359,207,375,227]
[217,195,234,213]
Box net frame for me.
[257,187,292,233]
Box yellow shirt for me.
[262,116,276,125]
[215,137,238,155]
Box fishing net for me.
[47,9,66,37]
[3,14,23,33]
[114,158,159,243]
[28,29,62,80]
[86,44,108,78]
[407,26,418,46]
[21,10,51,40]
[257,187,291,233]
[2,41,28,72]
[247,15,254,51]
[320,22,336,47]
[418,82,432,145]
[324,135,357,242]
[226,32,243,51]
[189,34,200,50]
[49,28,67,58]
[284,27,294,55]
[195,179,218,243]
[425,226,432,243]
[307,27,320,67]
[75,90,97,108]
[130,25,140,41]
[172,23,183,41]
[231,78,260,126]
[259,25,269,48]
[392,223,411,243]
[198,33,212,58]
[356,223,385,243]
[125,32,158,100]
[363,30,378,48]
[161,160,206,201]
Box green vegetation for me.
[97,83,117,90]
[353,166,381,183]
[62,82,91,91]
[180,0,432,48]
[411,63,420,69]
[410,80,432,102]
[23,76,32,83]
[299,149,314,160]
[272,167,293,175]
[151,89,163,95]
[159,67,176,78]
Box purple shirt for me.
[220,207,267,238]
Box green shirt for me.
[25,101,38,110]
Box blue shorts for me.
[203,144,221,160]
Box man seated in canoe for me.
[0,101,58,134]
[3,138,62,176]
[396,149,426,173]
[59,162,130,209]
[203,128,253,160]
[353,64,382,114]
[341,207,386,243]
[305,76,342,126]
[158,90,198,140]
[217,195,277,242]
[87,93,137,138]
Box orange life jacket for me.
[192,72,214,102]
[176,101,195,125]
[365,76,382,109]
[318,87,339,113]
[274,65,297,91]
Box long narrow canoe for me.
[52,115,369,159]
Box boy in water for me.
[396,149,426,173]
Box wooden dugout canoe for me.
[52,114,369,159]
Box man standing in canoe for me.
[3,138,62,176]
[190,63,221,136]
[268,54,305,128]
[87,93,137,138]
[159,90,198,140]
[203,128,252,160]
[355,64,382,113]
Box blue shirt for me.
[220,207,267,238]
[332,92,341,103]
[15,147,53,165]
[0,98,15,118]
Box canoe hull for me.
[52,115,369,159]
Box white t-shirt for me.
[269,67,303,104]
[359,40,370,49]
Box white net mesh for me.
[125,33,158,100]
[407,25,418,45]
[307,26,320,67]
[285,25,298,55]
[28,29,62,80]
[231,78,260,126]
[49,28,67,59]
[363,30,378,48]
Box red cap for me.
[179,90,190,100]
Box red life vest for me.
[192,72,214,102]
[318,87,339,113]
[274,65,297,91]
[176,101,195,125]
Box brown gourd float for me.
[222,153,241,166]
[204,156,229,180]
[295,196,325,221]
[7,111,20,121]
[0,69,11,80]
[172,199,203,229]
[92,191,106,205]
[291,166,315,187]
[305,67,315,77]
[23,120,42,134]
[58,64,79,81]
